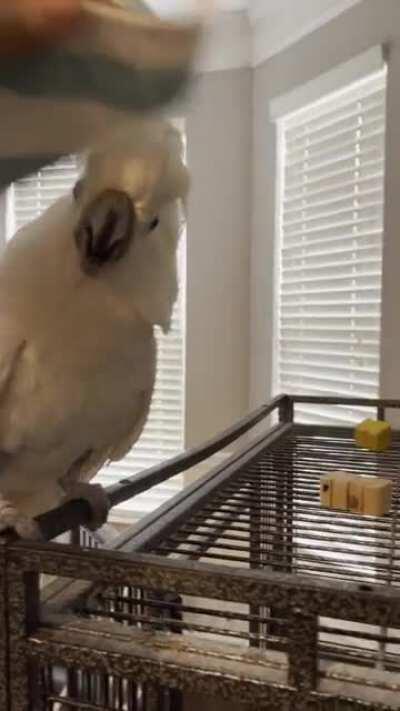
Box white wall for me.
[184,68,252,446]
[251,0,363,65]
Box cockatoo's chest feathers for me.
[0,312,156,455]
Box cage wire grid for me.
[6,396,400,711]
[84,426,400,667]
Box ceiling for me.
[145,0,250,17]
[145,0,362,24]
[145,0,363,67]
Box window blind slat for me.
[285,84,386,139]
[283,200,383,229]
[281,335,379,347]
[293,405,372,426]
[281,257,382,280]
[281,379,376,399]
[286,114,385,164]
[284,186,383,218]
[281,270,382,288]
[283,219,383,242]
[284,173,383,207]
[277,72,386,424]
[286,128,385,173]
[281,297,380,309]
[282,229,382,253]
[281,346,379,360]
[285,158,384,194]
[282,244,382,266]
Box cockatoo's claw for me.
[63,483,110,531]
[0,498,42,540]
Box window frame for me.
[272,67,387,425]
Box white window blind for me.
[275,70,387,426]
[6,156,82,236]
[7,142,186,523]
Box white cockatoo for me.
[0,118,188,538]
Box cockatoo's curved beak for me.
[74,189,135,276]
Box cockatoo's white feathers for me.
[0,119,188,531]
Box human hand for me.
[0,0,82,56]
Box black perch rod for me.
[35,395,288,541]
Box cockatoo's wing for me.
[69,387,154,486]
[109,388,154,463]
[0,325,29,455]
[0,338,26,405]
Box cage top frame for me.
[34,393,400,540]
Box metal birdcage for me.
[1,394,400,711]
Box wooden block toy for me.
[363,478,393,517]
[321,471,392,516]
[320,471,355,509]
[355,419,392,452]
[348,477,365,514]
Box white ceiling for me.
[147,0,247,15]
[146,0,361,24]
[145,0,250,18]
[145,0,363,67]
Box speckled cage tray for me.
[2,395,400,711]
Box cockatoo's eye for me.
[149,217,160,232]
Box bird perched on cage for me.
[0,117,188,538]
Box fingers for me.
[16,0,81,32]
[0,0,82,56]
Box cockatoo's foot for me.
[0,497,42,540]
[62,483,110,531]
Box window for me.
[6,138,186,523]
[6,156,82,237]
[275,69,387,425]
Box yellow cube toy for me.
[355,419,392,452]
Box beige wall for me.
[185,69,252,446]
[250,0,400,407]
